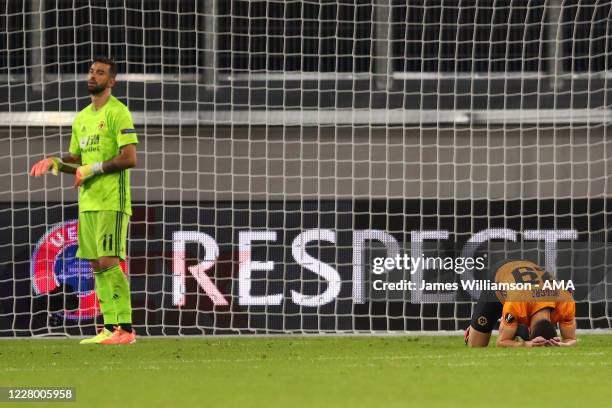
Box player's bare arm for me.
[496,322,547,347]
[60,154,82,172]
[496,322,521,347]
[101,144,137,173]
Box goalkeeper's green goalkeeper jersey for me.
[69,95,138,215]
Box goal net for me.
[1,0,611,336]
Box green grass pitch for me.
[1,335,611,407]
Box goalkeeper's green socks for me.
[106,265,133,332]
[94,267,118,327]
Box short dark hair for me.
[92,57,117,78]
[530,319,558,340]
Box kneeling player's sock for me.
[94,268,118,327]
[104,324,116,333]
[106,265,133,327]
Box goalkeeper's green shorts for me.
[77,211,129,260]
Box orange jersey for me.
[502,301,575,328]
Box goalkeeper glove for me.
[74,162,104,188]
[30,157,62,176]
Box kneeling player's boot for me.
[101,327,136,345]
[79,327,114,344]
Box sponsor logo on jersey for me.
[80,135,101,153]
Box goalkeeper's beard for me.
[88,82,107,95]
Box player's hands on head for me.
[526,336,547,347]
[30,157,60,177]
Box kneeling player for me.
[465,259,539,347]
[496,300,576,347]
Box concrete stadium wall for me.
[2,125,610,202]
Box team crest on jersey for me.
[31,220,126,320]
[505,313,515,324]
[98,120,105,130]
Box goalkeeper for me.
[30,57,138,345]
